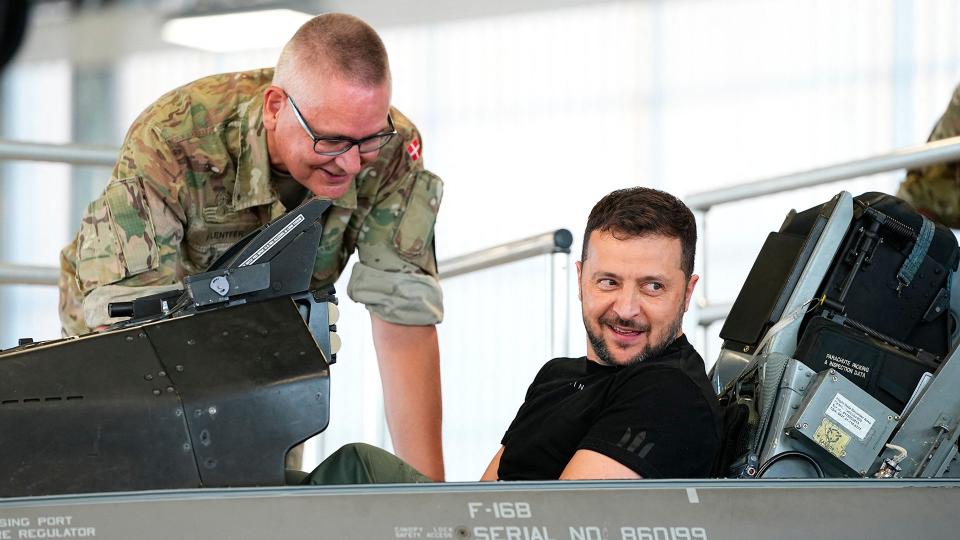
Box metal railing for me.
[439,229,572,279]
[0,140,117,167]
[440,229,573,357]
[0,140,574,358]
[0,264,60,286]
[687,134,960,331]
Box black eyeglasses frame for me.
[286,93,396,157]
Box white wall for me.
[2,0,960,480]
[0,61,72,346]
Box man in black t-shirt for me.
[481,187,722,480]
[303,187,721,484]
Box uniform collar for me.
[232,91,357,212]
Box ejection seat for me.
[712,191,960,479]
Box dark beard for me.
[585,307,684,367]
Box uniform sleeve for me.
[577,368,720,478]
[60,116,188,333]
[898,84,960,229]
[347,116,444,325]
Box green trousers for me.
[299,443,433,485]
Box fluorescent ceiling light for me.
[162,8,312,52]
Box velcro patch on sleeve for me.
[103,177,160,276]
[394,170,443,258]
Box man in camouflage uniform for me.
[898,84,960,229]
[59,14,446,481]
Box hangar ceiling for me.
[16,0,624,66]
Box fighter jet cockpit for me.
[1,187,959,540]
[5,189,958,494]
[4,3,960,539]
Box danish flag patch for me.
[406,138,421,161]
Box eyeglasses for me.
[286,94,396,156]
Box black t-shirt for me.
[498,334,721,480]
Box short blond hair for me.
[274,13,390,94]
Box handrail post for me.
[690,208,709,357]
[549,251,570,359]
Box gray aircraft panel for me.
[0,479,957,540]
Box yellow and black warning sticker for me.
[814,418,851,458]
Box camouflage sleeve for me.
[59,118,188,333]
[898,84,960,228]
[346,120,445,325]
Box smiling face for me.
[577,230,698,367]
[262,72,392,199]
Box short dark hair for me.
[581,187,697,277]
[276,13,390,90]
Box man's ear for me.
[575,260,583,301]
[262,86,284,131]
[683,274,699,312]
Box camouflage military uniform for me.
[59,68,444,335]
[898,84,960,228]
